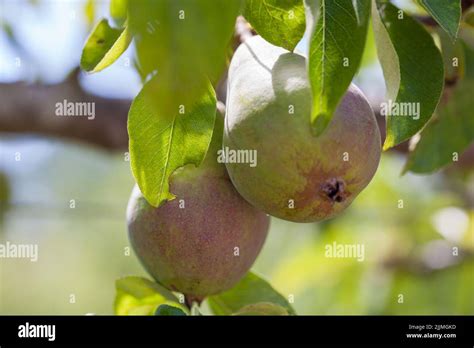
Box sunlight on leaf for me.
[114,276,182,315]
[128,0,241,116]
[208,271,295,315]
[128,77,216,207]
[306,0,371,135]
[244,0,306,51]
[80,19,131,73]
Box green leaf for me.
[306,0,371,135]
[372,0,444,150]
[128,77,217,207]
[404,85,474,173]
[418,0,461,41]
[208,272,295,315]
[360,21,379,68]
[114,276,181,315]
[110,0,128,27]
[234,302,289,315]
[155,304,187,316]
[437,27,464,82]
[404,81,474,173]
[80,19,132,73]
[243,0,306,51]
[128,0,241,117]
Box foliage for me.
[80,19,131,73]
[114,276,182,315]
[234,302,289,315]
[72,0,474,316]
[405,36,474,173]
[79,0,471,200]
[155,304,187,316]
[113,273,294,316]
[127,77,216,207]
[372,0,444,150]
[418,0,461,40]
[208,272,295,315]
[404,80,474,173]
[127,0,240,116]
[305,0,371,135]
[2,147,472,314]
[243,0,306,51]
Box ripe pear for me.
[224,36,381,222]
[127,113,270,303]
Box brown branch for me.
[462,0,474,12]
[414,15,438,27]
[0,17,256,150]
[0,69,130,151]
[233,16,255,49]
[216,16,255,104]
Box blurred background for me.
[0,0,473,315]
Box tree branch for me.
[0,17,258,151]
[0,70,130,151]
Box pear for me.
[127,113,270,302]
[224,36,381,222]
